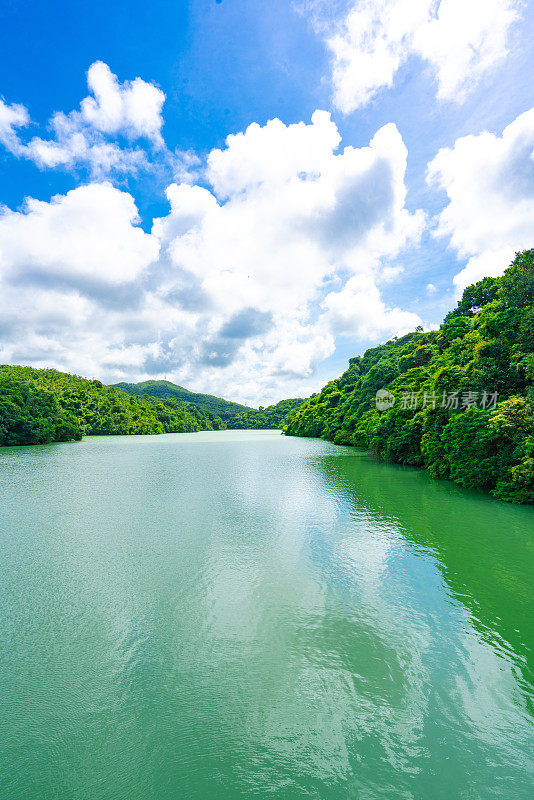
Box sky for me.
[0,0,533,405]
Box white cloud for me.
[327,0,429,112]
[322,0,519,113]
[413,0,519,102]
[150,113,424,391]
[206,111,342,198]
[24,118,148,175]
[0,98,29,153]
[322,273,422,338]
[80,61,165,145]
[0,182,159,285]
[428,107,534,294]
[0,62,165,176]
[0,113,424,404]
[155,114,423,315]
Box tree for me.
[283,250,534,504]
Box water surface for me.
[1,430,533,799]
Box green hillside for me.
[283,250,534,504]
[0,366,225,446]
[228,398,305,429]
[112,379,253,420]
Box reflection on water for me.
[319,450,534,696]
[0,430,533,799]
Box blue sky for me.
[0,0,533,403]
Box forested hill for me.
[0,366,225,446]
[111,380,252,420]
[228,398,306,429]
[283,250,534,504]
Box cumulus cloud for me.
[149,113,424,387]
[80,61,165,145]
[23,120,148,175]
[0,62,165,176]
[0,182,158,285]
[155,113,423,315]
[0,113,425,404]
[322,273,422,338]
[319,0,519,113]
[206,111,342,198]
[428,107,534,294]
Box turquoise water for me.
[0,430,533,799]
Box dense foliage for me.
[229,398,305,429]
[283,250,534,504]
[112,379,252,420]
[0,366,225,446]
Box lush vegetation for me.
[0,366,225,446]
[283,250,534,504]
[229,398,305,429]
[112,379,252,420]
[111,379,303,430]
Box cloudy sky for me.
[0,0,533,405]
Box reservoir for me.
[1,430,533,799]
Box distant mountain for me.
[111,380,254,420]
[0,366,225,446]
[228,398,306,429]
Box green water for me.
[1,430,533,799]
